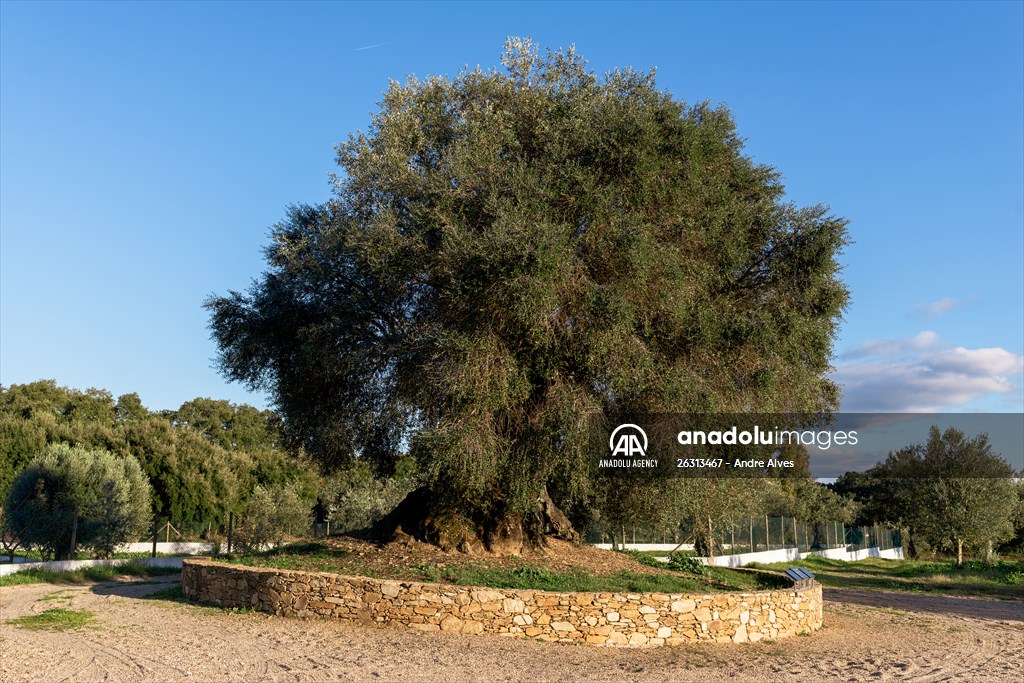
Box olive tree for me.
[234,483,312,551]
[206,39,849,553]
[914,427,1017,565]
[3,443,152,560]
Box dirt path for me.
[823,588,1024,622]
[1,575,1022,682]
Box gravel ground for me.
[1,575,1021,683]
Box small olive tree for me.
[317,459,419,534]
[235,483,312,551]
[3,443,152,560]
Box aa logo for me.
[609,424,648,457]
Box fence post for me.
[151,512,158,558]
[227,512,234,554]
[749,518,754,552]
[764,515,770,550]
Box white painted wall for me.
[588,543,905,566]
[702,547,803,567]
[0,556,183,577]
[592,543,695,552]
[117,542,213,554]
[801,546,904,562]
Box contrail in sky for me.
[356,42,391,52]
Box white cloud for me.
[914,297,965,319]
[832,332,1024,412]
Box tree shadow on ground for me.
[824,588,1024,621]
[89,575,180,599]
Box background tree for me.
[206,39,850,553]
[3,443,152,560]
[317,456,419,534]
[833,445,928,556]
[235,483,312,552]
[915,427,1017,565]
[0,381,317,538]
[1003,479,1024,555]
[170,398,282,451]
[834,426,1018,564]
[666,478,772,557]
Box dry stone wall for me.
[181,558,821,646]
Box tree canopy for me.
[0,380,317,535]
[206,39,850,550]
[3,443,152,560]
[834,426,1019,563]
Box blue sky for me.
[1,1,1022,414]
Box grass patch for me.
[413,562,726,593]
[0,563,180,588]
[2,550,185,562]
[224,542,350,572]
[9,608,94,631]
[143,585,186,601]
[227,542,788,593]
[38,590,74,602]
[748,555,1024,599]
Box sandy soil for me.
[1,575,1021,683]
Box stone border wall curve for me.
[181,558,822,646]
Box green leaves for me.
[207,40,851,527]
[3,443,152,560]
[838,426,1019,562]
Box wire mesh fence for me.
[584,516,901,555]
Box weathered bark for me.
[905,527,918,559]
[56,511,78,562]
[692,516,717,558]
[372,486,579,555]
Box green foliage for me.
[3,444,152,560]
[835,426,1017,564]
[666,552,707,576]
[613,548,708,576]
[0,380,317,537]
[206,39,850,529]
[0,412,47,499]
[785,478,858,524]
[235,483,313,551]
[318,458,419,533]
[170,398,282,451]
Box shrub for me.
[235,483,312,552]
[317,459,418,533]
[3,444,152,560]
[666,551,708,576]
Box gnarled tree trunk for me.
[372,486,579,555]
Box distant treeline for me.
[0,380,318,535]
